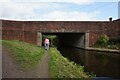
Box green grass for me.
[2,40,96,78]
[2,40,44,71]
[49,48,95,78]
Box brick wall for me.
[1,19,120,46]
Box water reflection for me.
[58,47,120,79]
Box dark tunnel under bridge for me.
[37,32,89,49]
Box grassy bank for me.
[49,48,95,78]
[2,40,44,71]
[2,40,95,78]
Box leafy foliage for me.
[93,35,120,49]
[97,34,109,47]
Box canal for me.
[57,47,120,79]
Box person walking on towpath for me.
[44,38,50,50]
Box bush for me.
[108,38,120,45]
[97,34,109,47]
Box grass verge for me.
[2,40,44,71]
[49,48,95,78]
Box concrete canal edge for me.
[86,47,120,53]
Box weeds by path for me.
[49,48,96,78]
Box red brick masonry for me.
[1,19,120,47]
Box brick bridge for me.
[1,19,120,49]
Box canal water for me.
[58,47,120,79]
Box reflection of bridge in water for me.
[1,19,120,49]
